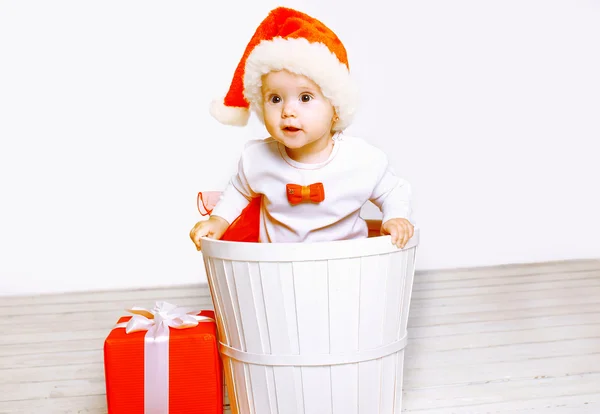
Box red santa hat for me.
[209,7,358,131]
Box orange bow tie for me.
[286,183,325,205]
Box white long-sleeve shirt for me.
[211,134,412,243]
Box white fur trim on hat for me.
[209,98,251,127]
[243,37,358,131]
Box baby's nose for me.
[282,103,297,117]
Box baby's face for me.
[261,70,335,156]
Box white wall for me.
[1,0,599,296]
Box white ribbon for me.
[113,301,213,414]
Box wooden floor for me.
[1,259,599,413]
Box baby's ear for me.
[330,113,340,132]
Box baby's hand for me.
[381,218,414,249]
[189,216,230,251]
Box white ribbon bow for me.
[112,301,214,414]
[114,301,212,336]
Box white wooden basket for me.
[201,221,419,414]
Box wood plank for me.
[404,353,600,388]
[411,273,600,299]
[0,284,210,306]
[408,301,600,324]
[5,304,216,335]
[402,394,599,413]
[0,338,106,357]
[0,295,214,317]
[412,267,600,290]
[0,377,106,403]
[0,328,124,346]
[409,312,600,338]
[1,350,103,369]
[410,285,600,308]
[0,363,104,384]
[409,291,599,313]
[402,372,600,410]
[0,301,216,328]
[405,337,600,368]
[0,394,230,414]
[407,324,600,351]
[413,259,600,283]
[0,395,107,414]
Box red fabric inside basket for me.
[198,192,260,243]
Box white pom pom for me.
[209,99,250,127]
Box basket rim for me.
[200,225,420,262]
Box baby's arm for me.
[369,158,414,248]
[190,155,255,250]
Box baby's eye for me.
[270,95,281,104]
[300,94,312,102]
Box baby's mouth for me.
[283,126,301,132]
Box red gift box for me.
[103,302,222,413]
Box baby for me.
[190,7,414,249]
